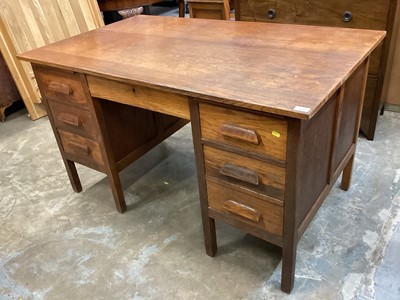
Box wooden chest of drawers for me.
[236,0,398,140]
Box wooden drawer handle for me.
[48,81,73,95]
[68,142,90,156]
[219,123,260,145]
[59,113,82,127]
[220,163,259,186]
[223,200,261,222]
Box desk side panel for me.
[296,61,368,237]
[333,63,368,171]
[297,93,337,226]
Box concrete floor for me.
[0,107,399,299]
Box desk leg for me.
[64,159,82,193]
[189,99,217,256]
[89,97,127,213]
[281,238,297,293]
[106,168,127,213]
[178,0,185,17]
[281,119,301,293]
[281,189,298,293]
[340,154,354,191]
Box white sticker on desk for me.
[293,106,311,112]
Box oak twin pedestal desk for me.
[19,16,385,293]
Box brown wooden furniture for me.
[98,0,186,17]
[0,0,103,120]
[19,16,384,293]
[236,0,398,140]
[385,4,400,108]
[0,51,21,121]
[188,0,230,20]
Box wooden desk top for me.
[19,15,385,119]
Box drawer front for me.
[199,103,287,163]
[206,179,283,236]
[35,67,89,108]
[58,130,104,168]
[87,75,190,120]
[204,145,285,201]
[239,0,390,30]
[48,100,99,139]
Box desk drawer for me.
[58,130,104,168]
[240,0,390,30]
[206,179,283,237]
[87,75,190,120]
[48,100,99,139]
[35,67,89,108]
[204,145,285,201]
[199,103,287,163]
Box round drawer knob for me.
[342,11,352,22]
[267,8,276,19]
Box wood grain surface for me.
[19,15,385,120]
[235,0,397,141]
[87,75,190,119]
[203,145,286,201]
[238,0,391,29]
[206,177,283,236]
[200,103,287,162]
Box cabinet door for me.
[0,0,104,120]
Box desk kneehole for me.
[87,75,190,120]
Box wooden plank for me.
[56,0,80,37]
[69,1,91,33]
[79,1,98,31]
[36,0,66,44]
[22,1,47,47]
